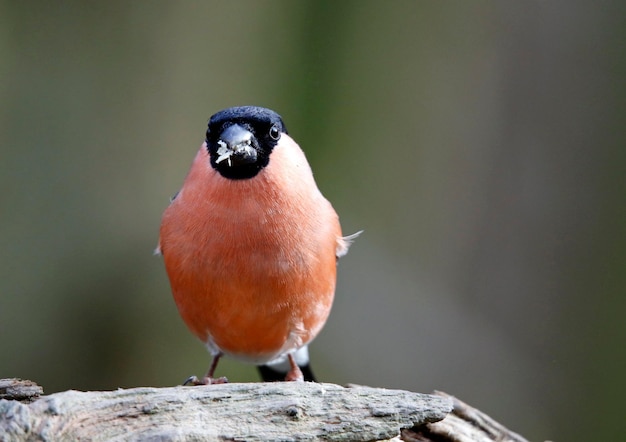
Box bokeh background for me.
[1,1,624,440]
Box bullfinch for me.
[157,106,358,383]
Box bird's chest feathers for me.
[178,172,324,280]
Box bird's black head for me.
[205,106,288,180]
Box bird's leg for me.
[183,353,228,385]
[284,353,304,382]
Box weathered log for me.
[0,379,527,441]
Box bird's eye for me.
[269,124,281,140]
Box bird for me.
[157,106,358,383]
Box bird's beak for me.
[215,124,258,167]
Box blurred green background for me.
[1,1,625,440]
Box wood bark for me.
[0,378,527,441]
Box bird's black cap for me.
[208,106,287,134]
[205,106,288,180]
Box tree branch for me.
[0,379,527,441]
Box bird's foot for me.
[183,375,229,386]
[284,371,304,382]
[284,354,305,382]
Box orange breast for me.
[159,138,341,363]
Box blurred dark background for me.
[1,1,625,440]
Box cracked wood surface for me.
[0,379,452,441]
[0,379,529,441]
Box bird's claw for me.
[284,372,304,382]
[182,375,229,386]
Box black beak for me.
[216,124,258,166]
